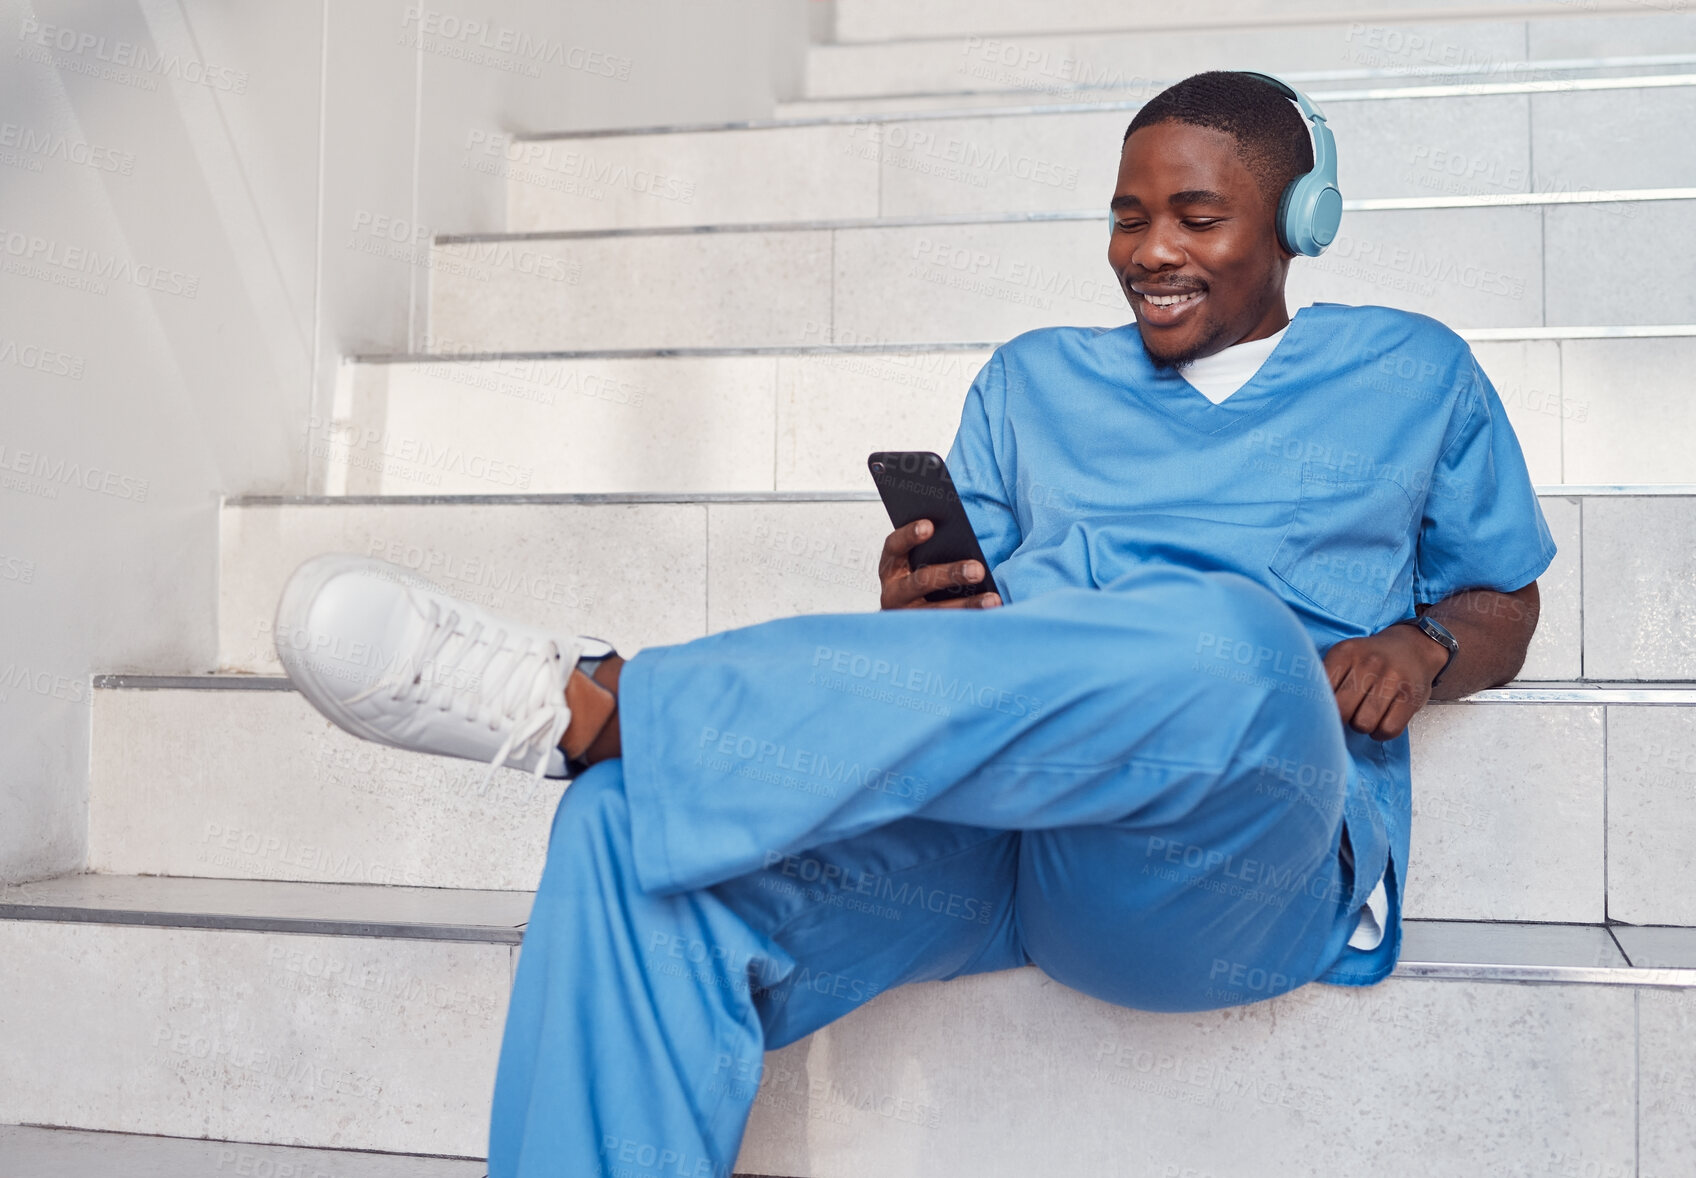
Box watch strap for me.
[1399,615,1458,687]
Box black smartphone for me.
[868,451,1000,602]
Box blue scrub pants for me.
[488,565,1365,1178]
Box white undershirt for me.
[1177,324,1288,403]
[1341,841,1389,952]
[1176,322,1391,951]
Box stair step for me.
[212,491,1542,676]
[827,0,1682,43]
[802,14,1696,103]
[215,491,1696,686]
[0,885,512,1157]
[2,875,1692,1171]
[320,347,993,496]
[0,1123,798,1178]
[85,672,1695,922]
[786,57,1696,117]
[508,75,1696,232]
[744,949,1691,1177]
[4,875,1693,983]
[214,495,895,677]
[0,1125,486,1177]
[0,872,528,942]
[427,200,1696,351]
[90,678,566,893]
[324,331,1696,495]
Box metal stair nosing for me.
[5,873,1696,988]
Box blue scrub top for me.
[945,301,1558,986]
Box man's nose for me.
[1131,219,1185,272]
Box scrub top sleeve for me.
[1413,356,1558,603]
[945,350,1024,572]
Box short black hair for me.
[1122,71,1314,207]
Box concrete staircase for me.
[7,3,1696,1175]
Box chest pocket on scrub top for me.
[1268,463,1419,631]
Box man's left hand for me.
[1323,624,1451,741]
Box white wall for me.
[0,0,816,882]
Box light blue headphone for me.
[1236,71,1342,257]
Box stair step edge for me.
[5,879,1696,981]
[441,185,1696,244]
[512,69,1696,142]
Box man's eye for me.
[1115,219,1146,231]
[1183,218,1221,229]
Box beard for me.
[1142,311,1231,371]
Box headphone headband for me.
[1236,70,1310,117]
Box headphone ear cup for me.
[1274,179,1299,256]
[1280,175,1342,257]
[1309,185,1343,252]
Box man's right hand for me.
[877,520,1003,610]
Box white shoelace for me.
[347,593,576,797]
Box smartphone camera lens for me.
[870,462,885,475]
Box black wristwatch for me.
[1398,615,1459,687]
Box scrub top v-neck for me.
[1176,322,1289,405]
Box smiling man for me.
[883,65,1553,976]
[1112,82,1308,367]
[273,71,1555,1178]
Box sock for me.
[560,652,618,763]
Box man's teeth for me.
[1143,291,1203,307]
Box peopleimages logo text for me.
[0,123,135,174]
[16,18,249,92]
[401,7,633,78]
[0,230,199,298]
[0,443,150,501]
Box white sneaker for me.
[274,553,614,791]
